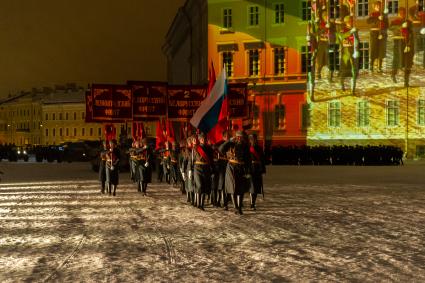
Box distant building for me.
[0,85,130,146]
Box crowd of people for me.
[271,145,404,166]
[97,130,266,215]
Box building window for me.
[45,113,48,120]
[74,128,77,136]
[46,129,49,137]
[357,100,370,127]
[329,44,340,71]
[302,0,312,21]
[59,113,62,120]
[328,101,341,127]
[98,128,101,137]
[82,128,85,136]
[357,0,369,17]
[329,0,340,19]
[223,8,232,28]
[249,49,260,76]
[274,3,284,24]
[74,112,77,120]
[387,100,399,126]
[53,113,56,120]
[222,52,234,77]
[59,128,63,136]
[53,128,56,137]
[90,128,93,136]
[359,42,370,70]
[388,0,398,15]
[65,113,69,120]
[274,104,285,130]
[301,46,312,73]
[416,145,425,158]
[418,99,425,126]
[274,47,286,75]
[302,103,311,129]
[248,6,259,26]
[66,128,69,136]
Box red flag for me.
[207,61,216,95]
[166,120,175,143]
[138,122,146,139]
[132,122,138,141]
[156,119,165,149]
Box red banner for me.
[167,85,207,121]
[128,81,167,120]
[227,83,248,119]
[91,84,132,122]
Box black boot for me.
[113,185,116,196]
[250,193,257,211]
[186,192,191,203]
[223,192,229,210]
[108,183,112,195]
[101,182,105,194]
[237,195,243,215]
[143,183,147,196]
[200,194,205,211]
[138,181,142,192]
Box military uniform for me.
[137,145,153,195]
[188,143,213,210]
[185,145,195,205]
[159,147,171,184]
[169,147,180,187]
[249,144,266,210]
[367,9,388,72]
[337,19,360,93]
[211,140,227,208]
[99,148,108,193]
[219,135,251,214]
[409,3,425,69]
[128,146,138,183]
[106,147,120,196]
[390,17,414,86]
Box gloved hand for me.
[353,51,359,59]
[350,27,357,34]
[404,46,410,53]
[111,166,114,171]
[378,15,383,21]
[182,174,186,182]
[188,170,192,180]
[244,174,252,179]
[167,165,170,170]
[144,162,149,167]
[402,22,408,28]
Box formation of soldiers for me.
[308,0,425,94]
[119,130,266,215]
[271,145,404,166]
[99,139,121,196]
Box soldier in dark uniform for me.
[185,136,196,205]
[169,142,180,187]
[178,141,188,195]
[159,142,171,184]
[212,131,229,209]
[316,9,330,80]
[99,141,108,194]
[137,138,153,195]
[189,133,213,210]
[390,7,414,86]
[219,130,252,215]
[248,134,266,211]
[337,15,360,93]
[367,1,389,73]
[128,140,138,183]
[106,139,120,196]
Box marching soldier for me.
[99,141,108,194]
[137,138,153,195]
[178,141,188,195]
[337,15,360,93]
[219,130,252,215]
[128,140,138,183]
[189,133,213,210]
[390,7,414,86]
[316,9,332,81]
[185,136,196,205]
[248,134,266,211]
[169,142,180,188]
[212,130,229,209]
[160,142,172,184]
[106,139,120,196]
[367,1,389,73]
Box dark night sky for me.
[0,0,185,96]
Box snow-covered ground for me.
[1,162,425,282]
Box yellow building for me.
[308,0,425,158]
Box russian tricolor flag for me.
[190,68,228,141]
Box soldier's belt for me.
[101,158,107,161]
[393,36,403,39]
[195,161,209,165]
[229,159,244,165]
[171,159,178,163]
[319,37,328,41]
[370,28,380,31]
[136,158,146,161]
[343,44,353,47]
